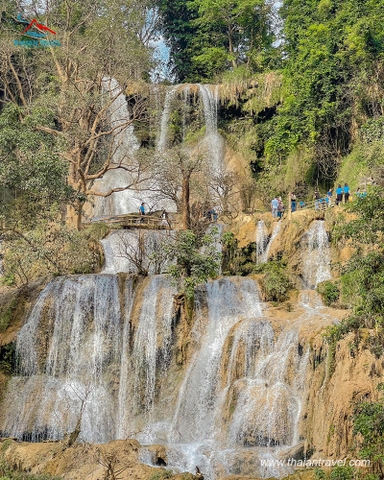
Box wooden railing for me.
[88,212,175,229]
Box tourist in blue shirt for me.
[271,197,279,218]
[139,202,145,222]
[344,183,350,202]
[336,185,343,205]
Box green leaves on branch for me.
[353,384,384,472]
[0,104,72,228]
[325,186,384,349]
[164,229,221,299]
[158,0,275,81]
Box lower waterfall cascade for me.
[0,219,338,479]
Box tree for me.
[164,228,221,312]
[0,103,72,229]
[158,0,275,81]
[153,146,206,229]
[189,0,274,75]
[157,0,201,82]
[266,0,384,183]
[0,0,156,229]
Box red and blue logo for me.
[14,14,61,47]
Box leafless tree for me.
[116,229,172,275]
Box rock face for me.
[1,438,162,479]
[303,333,383,459]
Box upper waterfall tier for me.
[92,81,226,219]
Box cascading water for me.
[198,84,225,175]
[1,274,315,479]
[92,81,226,218]
[301,220,332,289]
[92,79,176,217]
[157,84,225,175]
[170,278,264,443]
[158,86,179,153]
[260,221,281,263]
[1,275,123,443]
[256,220,269,264]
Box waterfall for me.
[3,275,123,443]
[198,84,225,175]
[132,276,176,416]
[256,220,269,264]
[92,79,177,217]
[101,77,141,160]
[158,86,179,152]
[260,222,281,263]
[1,274,316,479]
[301,220,332,289]
[157,84,225,175]
[170,278,264,443]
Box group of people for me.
[270,196,285,219]
[334,183,350,205]
[270,182,358,218]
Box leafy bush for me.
[1,222,107,286]
[317,280,340,306]
[256,261,292,302]
[329,466,354,480]
[353,384,384,472]
[0,343,16,375]
[148,471,173,480]
[165,229,221,300]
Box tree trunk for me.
[182,173,191,230]
[66,200,83,231]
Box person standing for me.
[291,192,297,213]
[139,202,145,221]
[343,183,350,203]
[277,197,284,219]
[271,197,279,218]
[327,188,332,206]
[335,185,343,205]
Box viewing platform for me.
[88,212,174,230]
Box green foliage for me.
[0,104,73,229]
[158,0,276,81]
[147,470,173,480]
[329,466,354,480]
[255,260,292,302]
[164,229,221,300]
[335,187,384,245]
[314,468,327,480]
[325,187,384,353]
[353,384,384,472]
[317,280,340,306]
[1,224,105,286]
[265,0,384,184]
[0,343,16,376]
[0,300,17,333]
